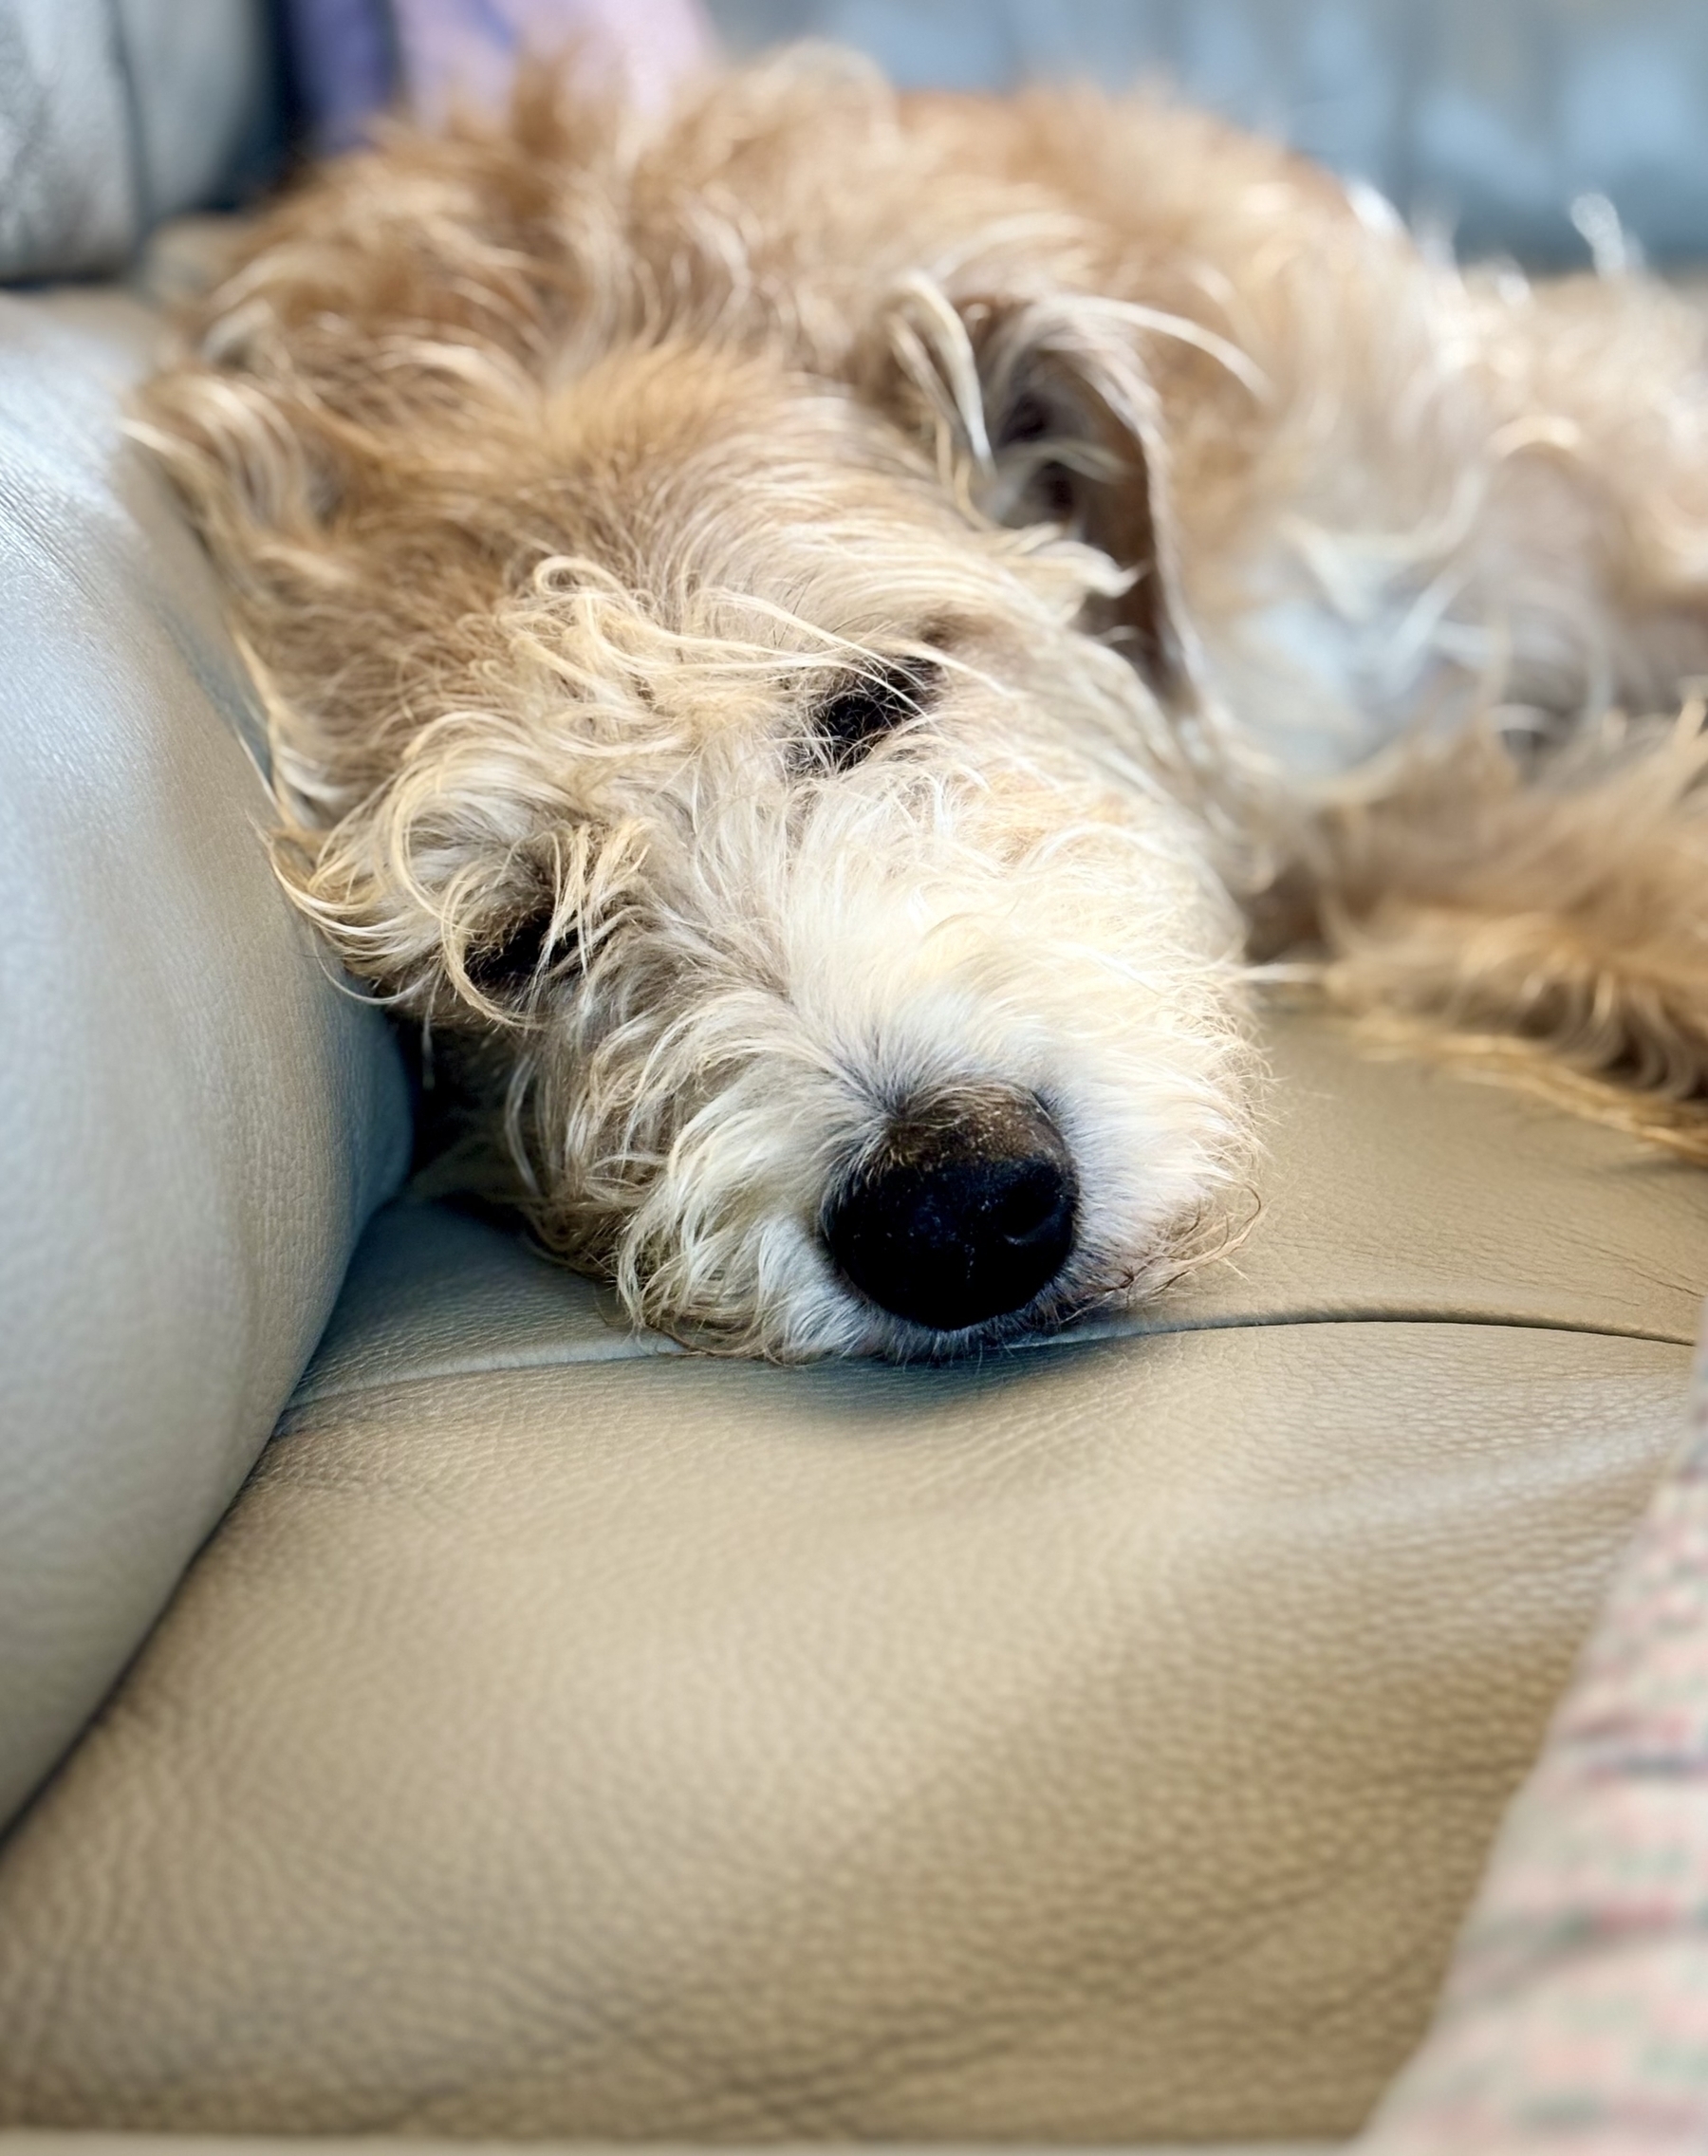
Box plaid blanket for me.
[1365,1334,1708,2152]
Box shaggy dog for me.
[139,49,1708,1357]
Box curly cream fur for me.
[136,48,1708,1353]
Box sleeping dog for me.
[139,49,1708,1354]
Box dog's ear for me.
[868,282,1200,705]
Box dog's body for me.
[139,50,1708,1355]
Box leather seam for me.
[283,1308,1698,1416]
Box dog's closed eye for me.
[996,391,1085,528]
[802,658,940,773]
[462,896,580,1007]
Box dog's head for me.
[141,219,1255,1356]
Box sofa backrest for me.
[0,0,276,280]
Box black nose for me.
[823,1091,1078,1333]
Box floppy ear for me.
[870,280,1200,706]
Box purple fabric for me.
[281,0,714,147]
[281,0,399,151]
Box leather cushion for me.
[0,289,410,1831]
[0,2129,1346,2147]
[0,1016,1699,2141]
[0,2139,1342,2156]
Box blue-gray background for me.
[709,0,1708,266]
[4,1,1707,278]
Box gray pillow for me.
[0,0,274,280]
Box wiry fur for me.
[136,49,1708,1353]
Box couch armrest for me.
[0,288,411,1831]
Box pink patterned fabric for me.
[1364,1336,1708,2152]
[391,0,715,121]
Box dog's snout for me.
[824,1091,1077,1333]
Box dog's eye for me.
[463,906,578,1002]
[805,659,939,773]
[1004,392,1051,444]
[996,394,1078,525]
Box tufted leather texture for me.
[0,1,274,280]
[0,1017,1701,2143]
[0,289,410,1834]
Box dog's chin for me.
[845,1277,1110,1365]
[832,1235,1212,1364]
[649,1275,1093,1364]
[622,1196,1230,1362]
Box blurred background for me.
[715,0,1708,265]
[5,0,1708,280]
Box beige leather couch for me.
[1,272,1704,2154]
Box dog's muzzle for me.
[823,1088,1078,1334]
